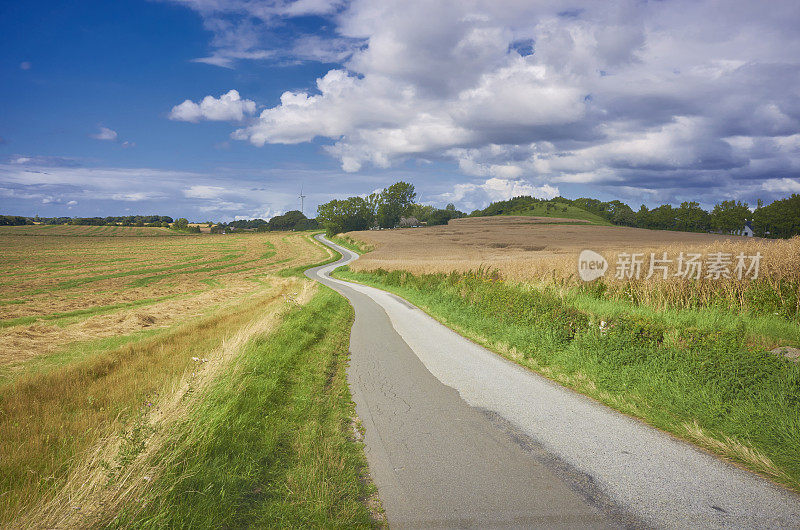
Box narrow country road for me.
[306,235,800,529]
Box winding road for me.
[306,235,800,529]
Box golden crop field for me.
[345,216,800,313]
[0,226,328,373]
[0,226,332,524]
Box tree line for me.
[211,211,319,233]
[0,215,33,226]
[316,181,466,236]
[471,194,800,238]
[0,215,176,227]
[0,211,319,234]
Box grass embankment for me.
[330,234,374,255]
[0,281,296,523]
[334,266,800,492]
[110,286,377,528]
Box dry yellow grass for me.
[0,229,329,524]
[12,278,317,529]
[346,216,800,313]
[0,229,328,368]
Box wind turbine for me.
[299,185,307,215]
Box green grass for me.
[0,292,283,523]
[334,266,800,492]
[495,203,612,225]
[562,286,800,349]
[330,234,374,255]
[0,326,168,385]
[111,286,379,528]
[277,234,343,277]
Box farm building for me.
[734,221,754,237]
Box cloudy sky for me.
[2,0,800,220]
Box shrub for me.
[611,315,666,346]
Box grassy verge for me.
[330,234,374,255]
[277,233,343,277]
[109,285,379,528]
[0,283,296,524]
[334,266,800,492]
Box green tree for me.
[648,205,675,230]
[635,205,651,229]
[674,201,710,232]
[294,218,319,231]
[366,192,382,223]
[710,200,750,233]
[173,218,189,230]
[753,194,800,238]
[268,210,307,231]
[612,207,637,226]
[428,207,465,226]
[317,197,374,236]
[376,181,416,228]
[409,204,436,224]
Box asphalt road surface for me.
[306,235,800,529]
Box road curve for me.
[306,235,800,529]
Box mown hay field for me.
[0,226,328,374]
[1,224,184,237]
[0,226,338,524]
[346,216,800,317]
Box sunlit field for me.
[339,217,800,491]
[0,226,327,373]
[346,216,800,318]
[0,228,377,527]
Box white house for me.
[734,221,754,237]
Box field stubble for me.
[0,228,328,371]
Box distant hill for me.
[469,198,611,225]
[502,203,611,225]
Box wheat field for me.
[346,216,800,314]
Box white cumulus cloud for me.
[169,90,256,123]
[167,0,800,204]
[437,178,559,211]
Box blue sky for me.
[2,0,800,220]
